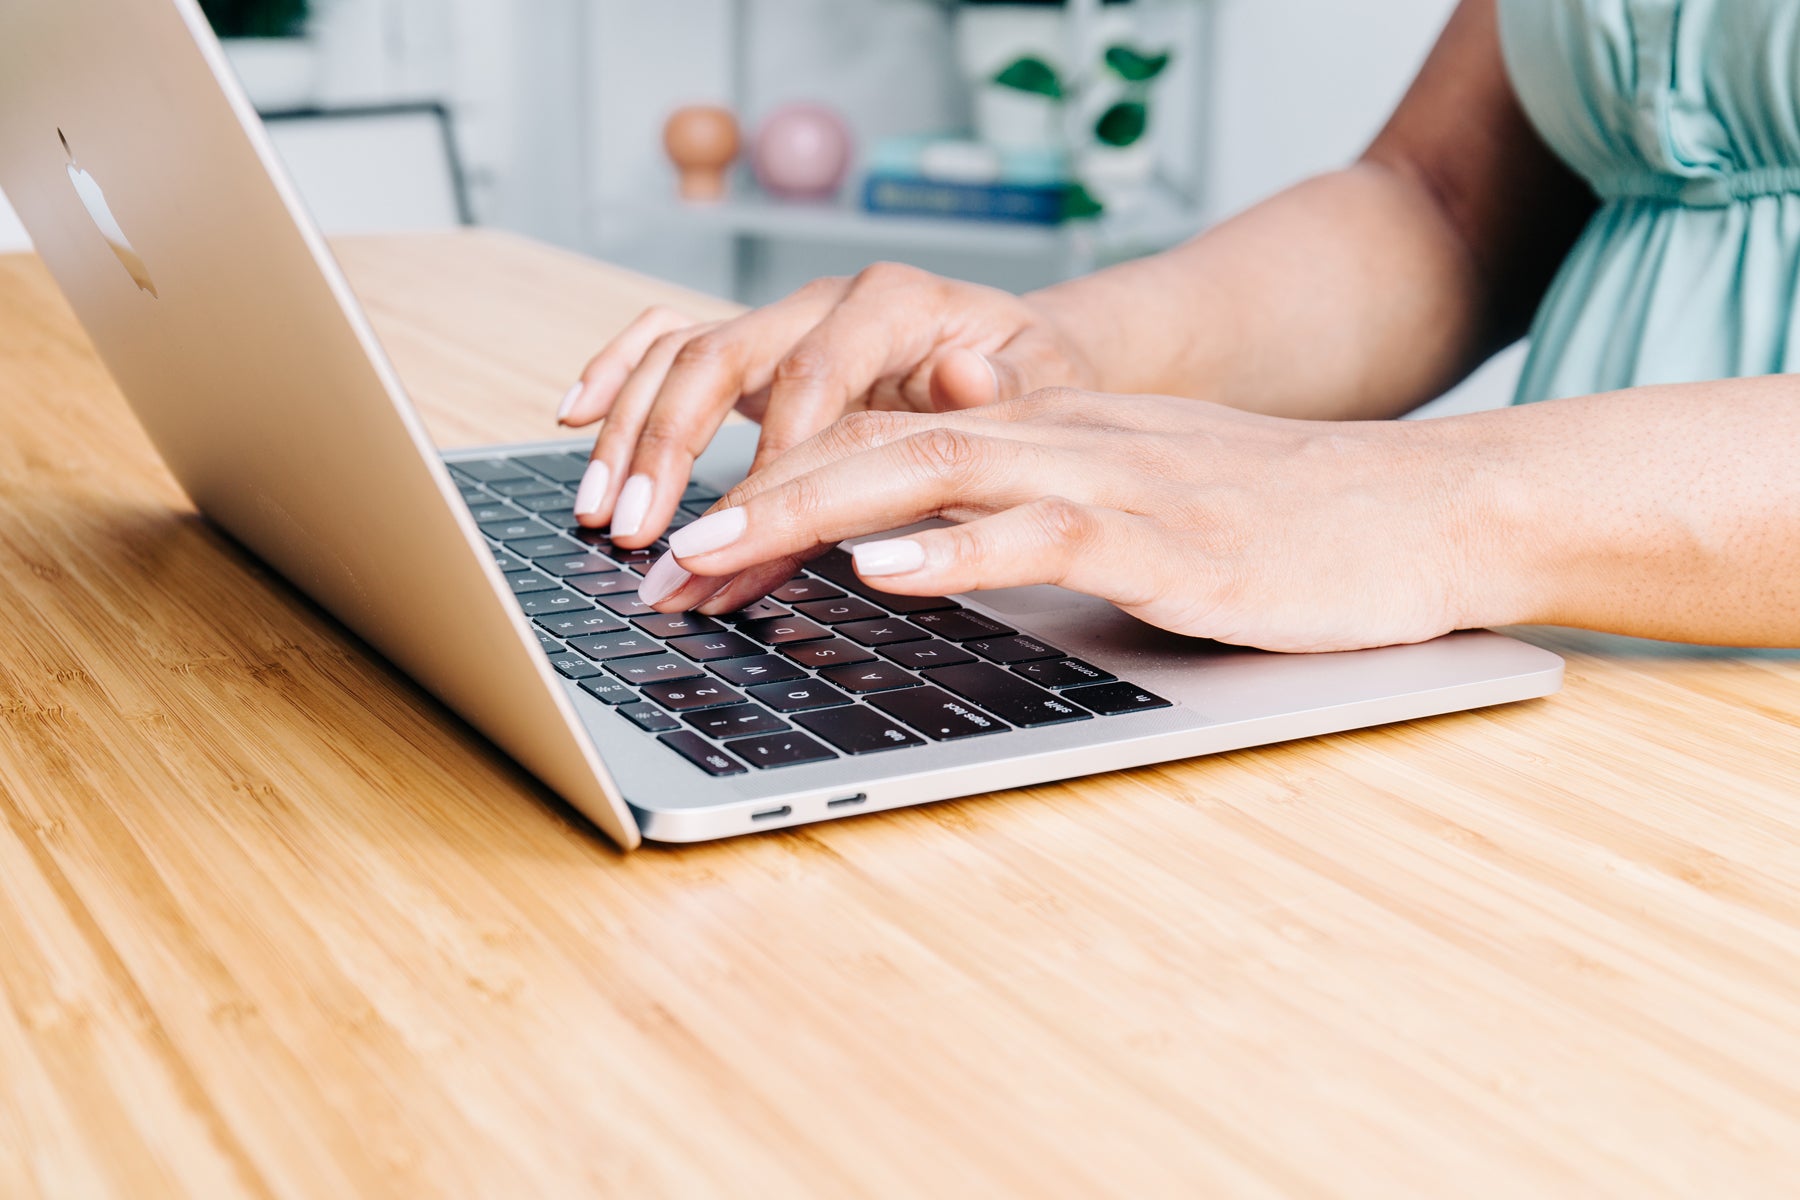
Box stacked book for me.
[862,136,1072,226]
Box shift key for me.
[920,663,1091,728]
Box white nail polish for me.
[611,474,654,538]
[557,383,584,421]
[852,539,925,576]
[669,507,746,558]
[573,461,610,516]
[980,353,1001,397]
[638,551,692,606]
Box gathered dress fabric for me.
[1498,0,1800,402]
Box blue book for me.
[863,175,1067,225]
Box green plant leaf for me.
[1063,182,1105,221]
[1104,45,1171,83]
[991,56,1064,100]
[1094,101,1148,148]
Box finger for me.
[844,497,1166,611]
[666,425,1074,580]
[573,327,700,527]
[692,559,811,616]
[925,328,1070,411]
[748,263,951,474]
[611,279,855,549]
[635,550,735,611]
[560,305,696,426]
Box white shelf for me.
[593,182,1207,262]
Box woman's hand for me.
[556,263,1094,548]
[637,390,1516,654]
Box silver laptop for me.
[0,0,1563,848]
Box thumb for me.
[928,346,1010,410]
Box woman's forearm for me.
[1028,163,1493,420]
[1447,379,1800,646]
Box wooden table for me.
[3,230,1799,1199]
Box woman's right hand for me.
[557,262,1095,547]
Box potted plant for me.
[955,0,1172,218]
[201,0,319,112]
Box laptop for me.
[0,0,1563,848]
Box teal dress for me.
[1498,0,1800,403]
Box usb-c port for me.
[751,806,791,822]
[827,793,867,809]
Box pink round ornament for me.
[751,104,853,201]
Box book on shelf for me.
[860,135,1073,226]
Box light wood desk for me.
[3,231,1799,1199]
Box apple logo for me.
[59,129,158,298]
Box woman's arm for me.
[641,381,1800,651]
[1031,0,1596,419]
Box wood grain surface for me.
[2,230,1799,1198]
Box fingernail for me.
[557,383,584,422]
[637,551,692,606]
[610,474,653,538]
[669,507,746,558]
[980,353,1000,397]
[573,461,610,516]
[852,539,926,576]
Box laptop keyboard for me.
[448,450,1172,776]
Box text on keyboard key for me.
[1012,658,1117,690]
[818,661,922,694]
[965,634,1062,664]
[709,655,808,687]
[519,593,594,617]
[540,553,619,578]
[549,653,600,680]
[739,616,833,646]
[793,596,885,625]
[682,704,791,740]
[640,678,746,711]
[667,632,763,662]
[623,704,682,733]
[771,577,845,604]
[633,612,723,639]
[578,677,635,705]
[881,639,977,671]
[569,631,661,661]
[794,705,927,754]
[780,638,877,670]
[732,731,837,768]
[567,571,642,597]
[921,663,1092,727]
[746,680,854,712]
[836,618,929,647]
[1062,681,1173,715]
[606,654,707,686]
[908,608,1016,642]
[868,686,1008,740]
[536,611,625,638]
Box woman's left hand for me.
[640,389,1516,653]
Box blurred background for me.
[0,0,1522,414]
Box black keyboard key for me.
[732,731,837,769]
[567,571,641,597]
[836,618,929,647]
[682,481,722,504]
[746,679,854,712]
[633,612,723,639]
[519,592,594,617]
[469,501,523,524]
[517,453,591,484]
[809,548,957,614]
[489,478,560,499]
[780,638,877,670]
[1063,681,1173,715]
[596,593,655,617]
[506,573,561,596]
[881,639,977,671]
[457,482,491,504]
[739,616,833,646]
[454,458,534,484]
[869,686,1008,741]
[965,634,1062,664]
[818,661,922,694]
[511,536,583,560]
[720,599,791,624]
[921,663,1092,728]
[540,553,618,578]
[606,653,706,687]
[908,608,1016,642]
[667,632,762,662]
[578,677,635,705]
[491,548,526,572]
[569,631,661,661]
[608,546,658,573]
[479,518,553,542]
[794,706,926,755]
[771,577,845,604]
[535,630,564,654]
[640,678,746,712]
[548,653,600,680]
[683,704,791,740]
[711,655,809,687]
[793,596,885,625]
[623,704,682,734]
[536,611,625,639]
[514,491,576,515]
[1012,658,1117,690]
